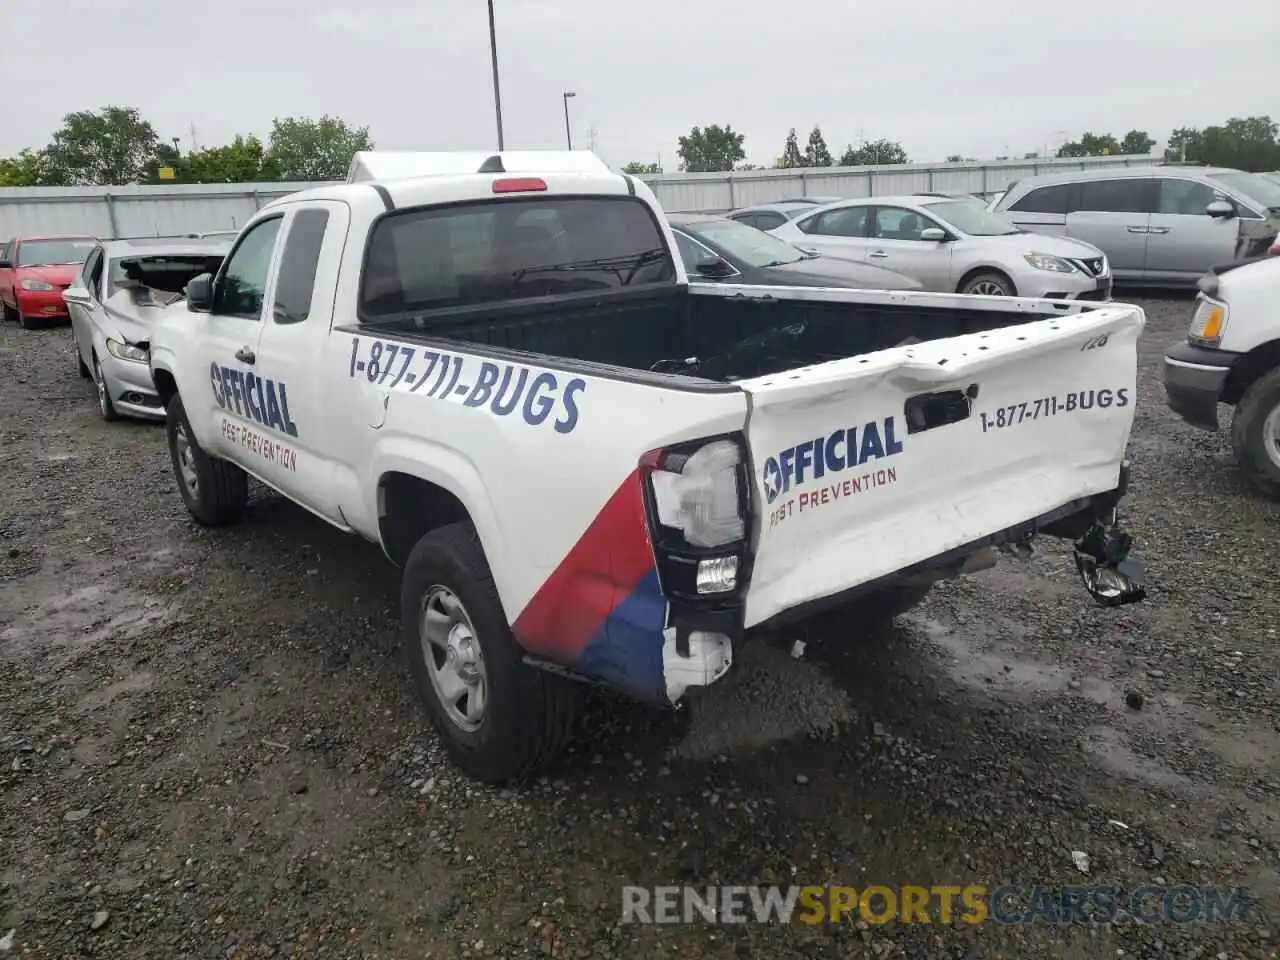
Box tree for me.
[266,115,374,181]
[1164,116,1280,171]
[777,128,804,168]
[804,126,833,167]
[1057,132,1120,158]
[839,139,908,166]
[0,150,43,186]
[1119,130,1156,155]
[676,124,746,173]
[39,106,159,185]
[621,161,661,175]
[186,136,277,183]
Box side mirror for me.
[1206,200,1236,219]
[695,259,735,279]
[919,227,947,242]
[186,273,214,312]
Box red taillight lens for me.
[1268,240,1280,257]
[492,177,548,194]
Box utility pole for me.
[487,0,504,150]
[562,91,576,150]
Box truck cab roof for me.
[264,150,639,215]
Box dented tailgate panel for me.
[738,305,1146,628]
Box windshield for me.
[1208,171,1280,210]
[685,218,808,266]
[921,199,1020,236]
[15,239,96,267]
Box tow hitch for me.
[1072,510,1147,606]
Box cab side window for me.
[273,208,330,324]
[803,206,870,237]
[1009,183,1072,214]
[83,248,105,300]
[1156,178,1217,216]
[216,216,283,318]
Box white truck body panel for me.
[149,151,1146,712]
[1212,256,1280,354]
[738,304,1140,626]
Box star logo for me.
[762,457,782,504]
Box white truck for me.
[148,150,1148,783]
[1163,254,1280,498]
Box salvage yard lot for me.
[1,296,1277,958]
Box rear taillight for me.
[640,436,750,599]
[492,177,548,193]
[1268,239,1280,257]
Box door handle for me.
[1125,226,1149,234]
[869,250,889,258]
[1147,226,1170,235]
[235,347,256,364]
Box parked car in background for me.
[992,166,1280,286]
[726,200,843,231]
[1162,256,1280,499]
[668,214,921,290]
[0,234,98,328]
[63,236,231,421]
[768,195,1112,299]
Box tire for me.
[1,301,15,324]
[960,271,1015,297]
[16,309,32,330]
[1229,366,1280,501]
[92,356,120,422]
[401,521,577,783]
[165,394,248,525]
[76,346,91,379]
[804,582,934,638]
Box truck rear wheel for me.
[165,395,248,525]
[400,521,577,783]
[1230,366,1280,501]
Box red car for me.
[0,234,99,328]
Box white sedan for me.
[768,194,1113,300]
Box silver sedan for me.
[64,237,231,421]
[769,195,1113,300]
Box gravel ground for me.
[1,296,1278,959]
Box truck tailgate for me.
[739,304,1144,628]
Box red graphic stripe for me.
[511,469,656,660]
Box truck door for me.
[197,214,284,461]
[250,201,350,522]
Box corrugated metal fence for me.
[0,154,1152,239]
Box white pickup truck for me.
[148,150,1148,783]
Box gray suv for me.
[992,167,1280,285]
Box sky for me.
[1,0,1277,172]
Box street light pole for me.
[562,91,576,150]
[487,0,504,150]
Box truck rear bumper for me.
[738,461,1141,636]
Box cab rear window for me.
[359,196,676,319]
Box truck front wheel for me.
[1230,366,1280,501]
[165,395,248,525]
[401,521,577,783]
